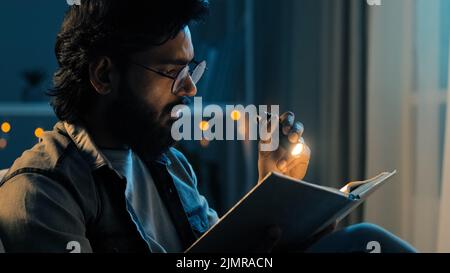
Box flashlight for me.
[257,112,305,157]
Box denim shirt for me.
[102,147,218,252]
[0,121,218,252]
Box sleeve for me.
[0,173,92,253]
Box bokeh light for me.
[1,122,11,133]
[34,128,44,138]
[0,138,7,150]
[199,120,210,131]
[230,110,241,121]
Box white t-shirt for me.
[101,149,183,253]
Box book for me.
[186,170,397,253]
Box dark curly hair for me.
[49,0,209,122]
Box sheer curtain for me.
[437,14,450,253]
[366,0,450,252]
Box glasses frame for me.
[130,60,206,94]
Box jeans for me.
[306,223,417,253]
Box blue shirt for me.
[101,147,219,252]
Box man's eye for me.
[165,69,177,74]
[164,69,179,77]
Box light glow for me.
[1,122,11,133]
[291,143,304,156]
[34,128,44,138]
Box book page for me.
[339,171,397,199]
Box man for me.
[0,0,415,253]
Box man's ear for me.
[89,56,114,95]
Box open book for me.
[186,170,397,253]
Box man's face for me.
[105,26,197,158]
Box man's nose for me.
[174,75,197,97]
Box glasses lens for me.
[191,61,206,84]
[172,66,189,93]
[172,61,207,94]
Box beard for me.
[104,79,182,161]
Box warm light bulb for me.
[1,122,11,133]
[34,128,44,138]
[291,143,304,156]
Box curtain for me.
[366,0,450,252]
[187,0,369,224]
[438,15,450,253]
[315,0,368,226]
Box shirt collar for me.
[59,121,171,178]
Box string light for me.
[1,122,11,133]
[200,138,210,148]
[230,110,241,121]
[199,120,209,131]
[34,128,44,138]
[0,138,7,150]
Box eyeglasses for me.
[131,60,206,94]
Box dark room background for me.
[0,0,368,225]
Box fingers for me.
[285,155,309,173]
[288,121,304,144]
[276,158,288,171]
[276,144,310,173]
[260,111,304,146]
[259,111,309,176]
[279,111,295,136]
[280,112,304,144]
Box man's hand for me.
[258,111,311,184]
